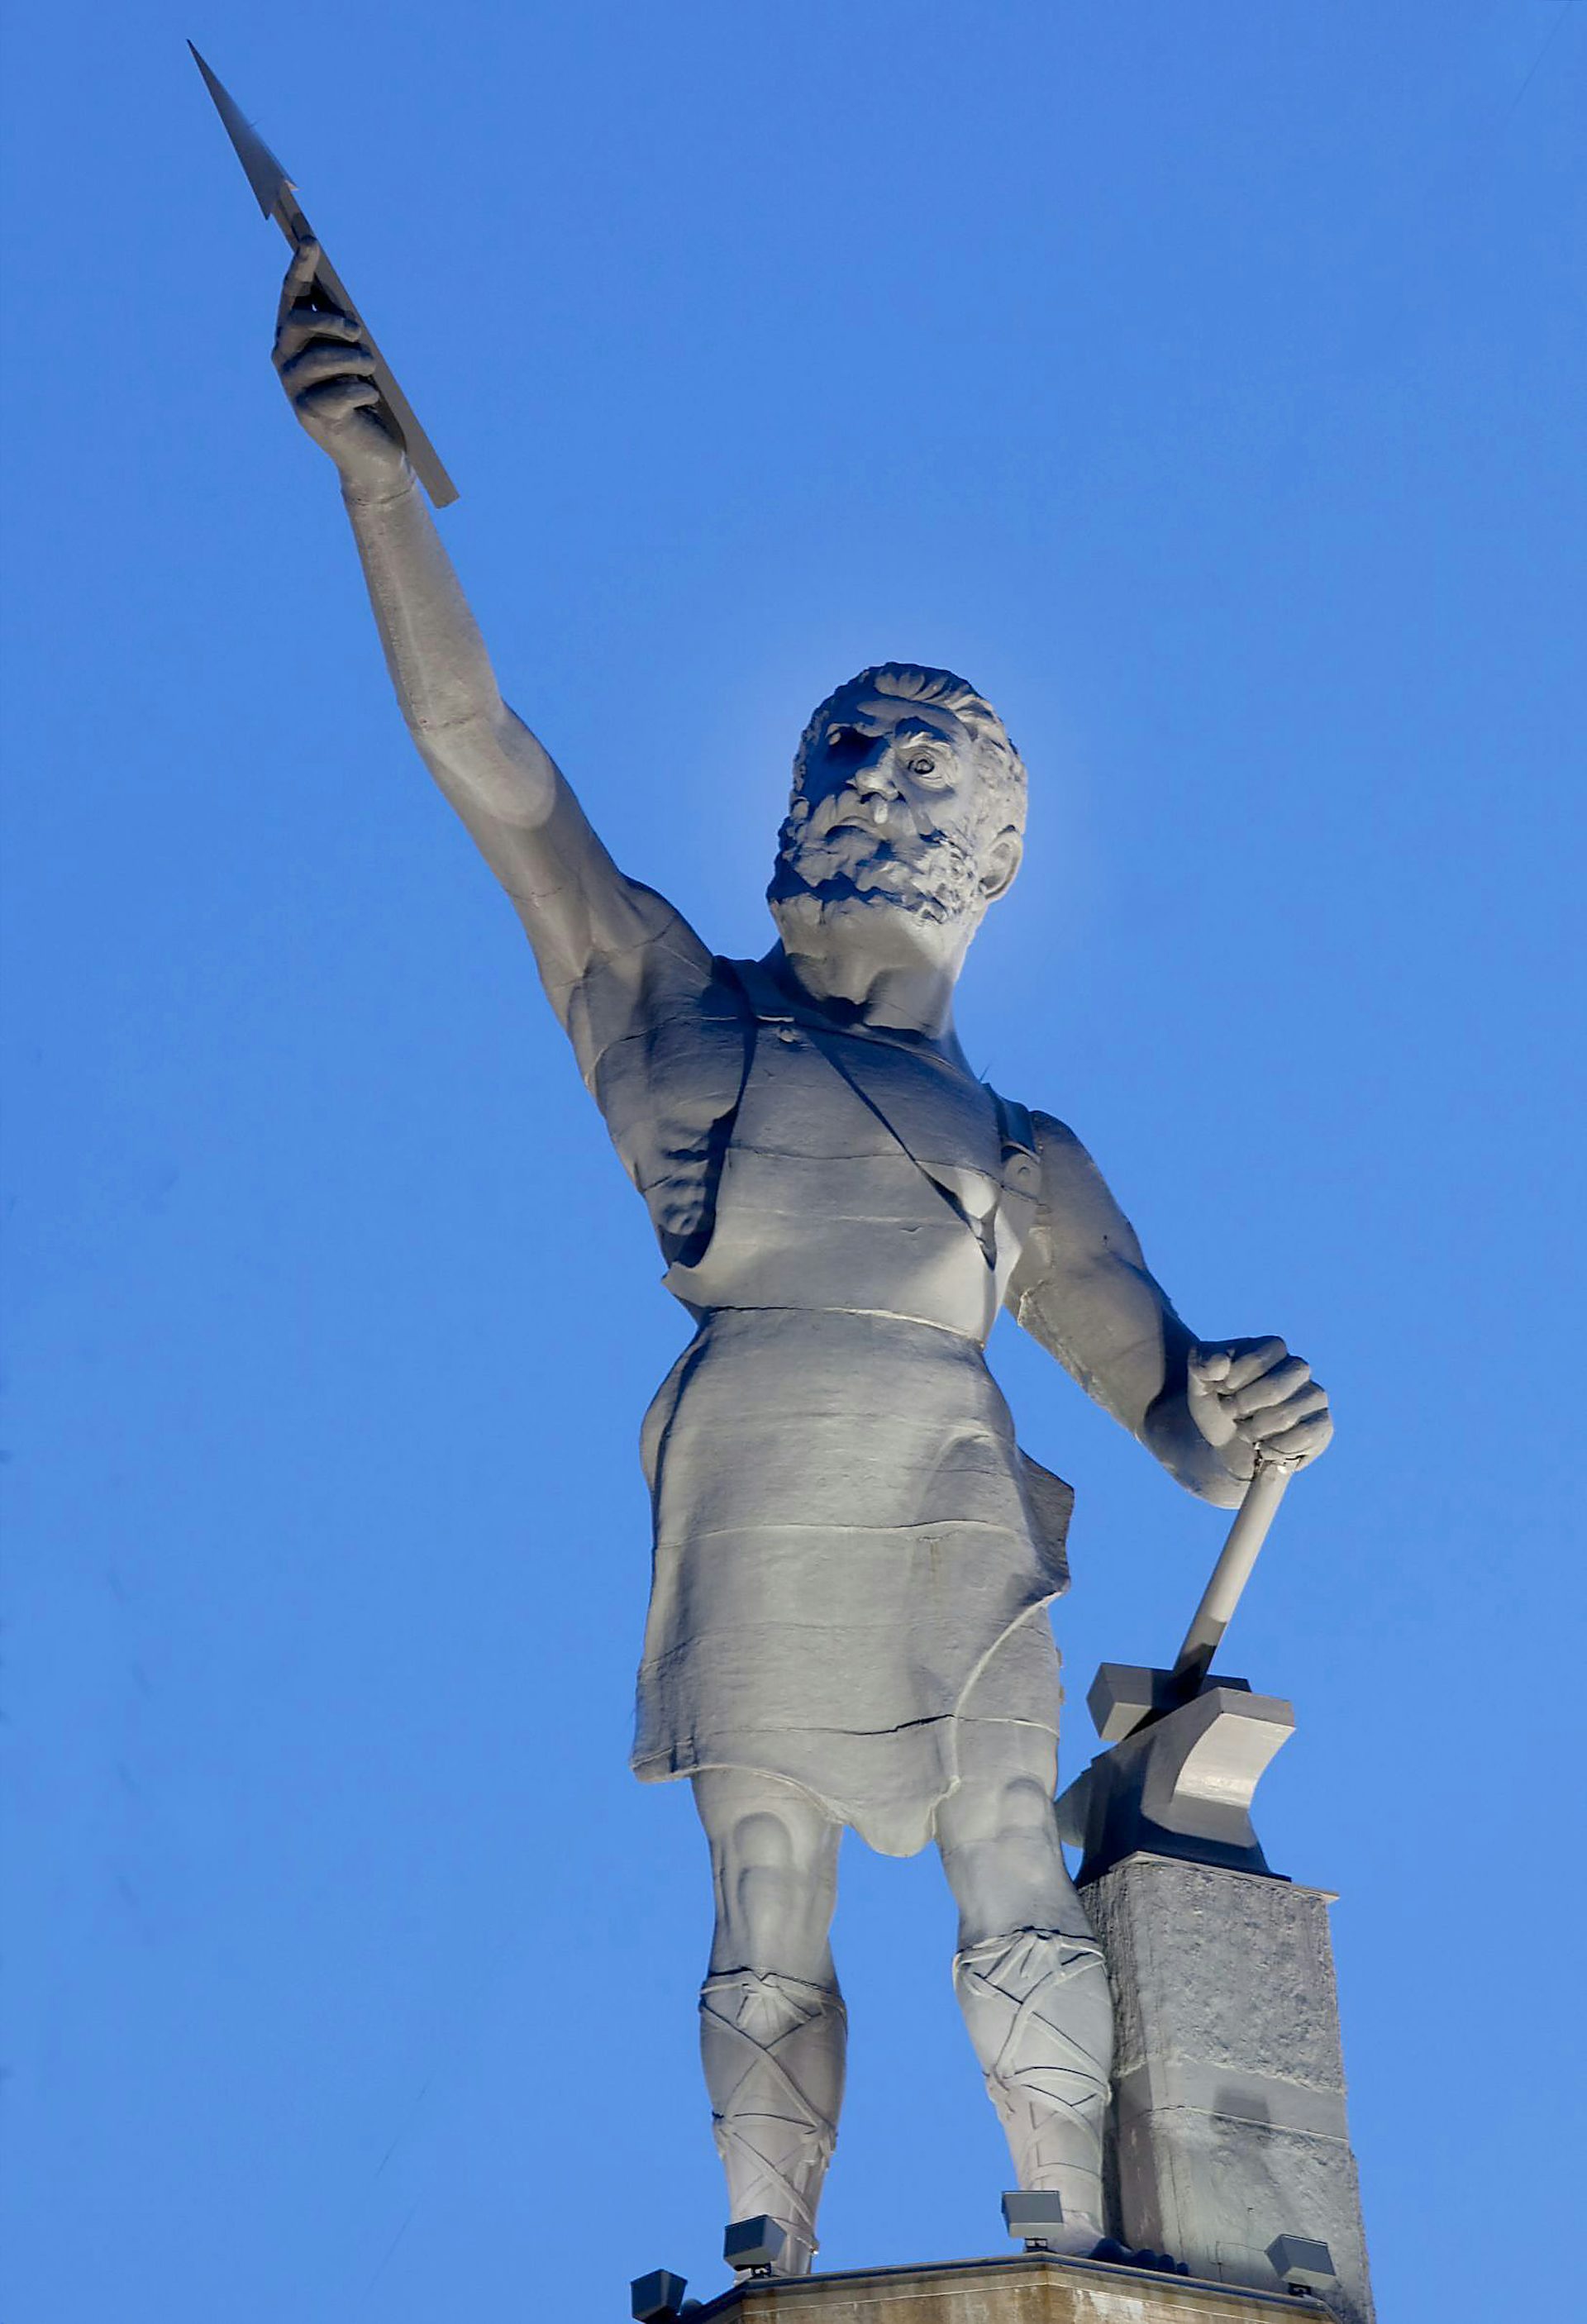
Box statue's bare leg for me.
[936,1722,1114,2251]
[692,1768,846,2278]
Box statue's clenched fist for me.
[1186,1337,1332,1476]
[272,240,405,491]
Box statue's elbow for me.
[415,712,555,830]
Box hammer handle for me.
[1171,1457,1295,1690]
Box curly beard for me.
[768,804,982,926]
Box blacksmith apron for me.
[622,960,1071,1856]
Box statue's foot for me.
[1018,2217,1189,2275]
[1087,2236,1191,2276]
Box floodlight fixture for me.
[630,2268,693,2322]
[1001,2188,1066,2250]
[1266,2233,1337,2292]
[723,2214,788,2274]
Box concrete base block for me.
[1083,1855,1373,2324]
[686,2251,1339,2322]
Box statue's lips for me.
[791,831,912,879]
[812,802,904,838]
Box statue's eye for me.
[907,754,941,779]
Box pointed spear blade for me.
[188,39,460,507]
[188,42,295,220]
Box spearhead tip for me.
[187,40,295,220]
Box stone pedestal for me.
[1082,1856,1373,2324]
[1052,1666,1374,2324]
[686,2253,1338,2322]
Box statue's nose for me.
[853,752,898,797]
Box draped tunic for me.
[521,807,1070,1853]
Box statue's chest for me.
[731,1022,1003,1188]
[656,1003,1037,1327]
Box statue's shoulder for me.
[987,1085,1038,1158]
[983,1100,1109,1212]
[993,1100,1090,1160]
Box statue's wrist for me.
[1194,1422,1254,1492]
[1221,1441,1256,1492]
[1145,1393,1253,1501]
[340,457,417,512]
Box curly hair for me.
[791,664,1027,842]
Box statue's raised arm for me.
[271,241,712,1068]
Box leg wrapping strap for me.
[954,1926,1113,2220]
[699,1969,846,2264]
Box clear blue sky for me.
[4,4,1583,2317]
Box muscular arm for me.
[1007,1113,1334,1499]
[342,467,710,1036]
[272,244,711,1060]
[1008,1116,1273,1508]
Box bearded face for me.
[768,689,1017,940]
[772,787,984,925]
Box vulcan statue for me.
[270,236,1332,2274]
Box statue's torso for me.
[577,950,1068,1847]
[661,1016,1028,1341]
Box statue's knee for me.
[727,1808,801,1878]
[943,1771,1059,1850]
[717,1807,830,1953]
[999,1774,1063,1841]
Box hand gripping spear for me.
[188,43,458,507]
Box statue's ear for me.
[979,831,1022,903]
